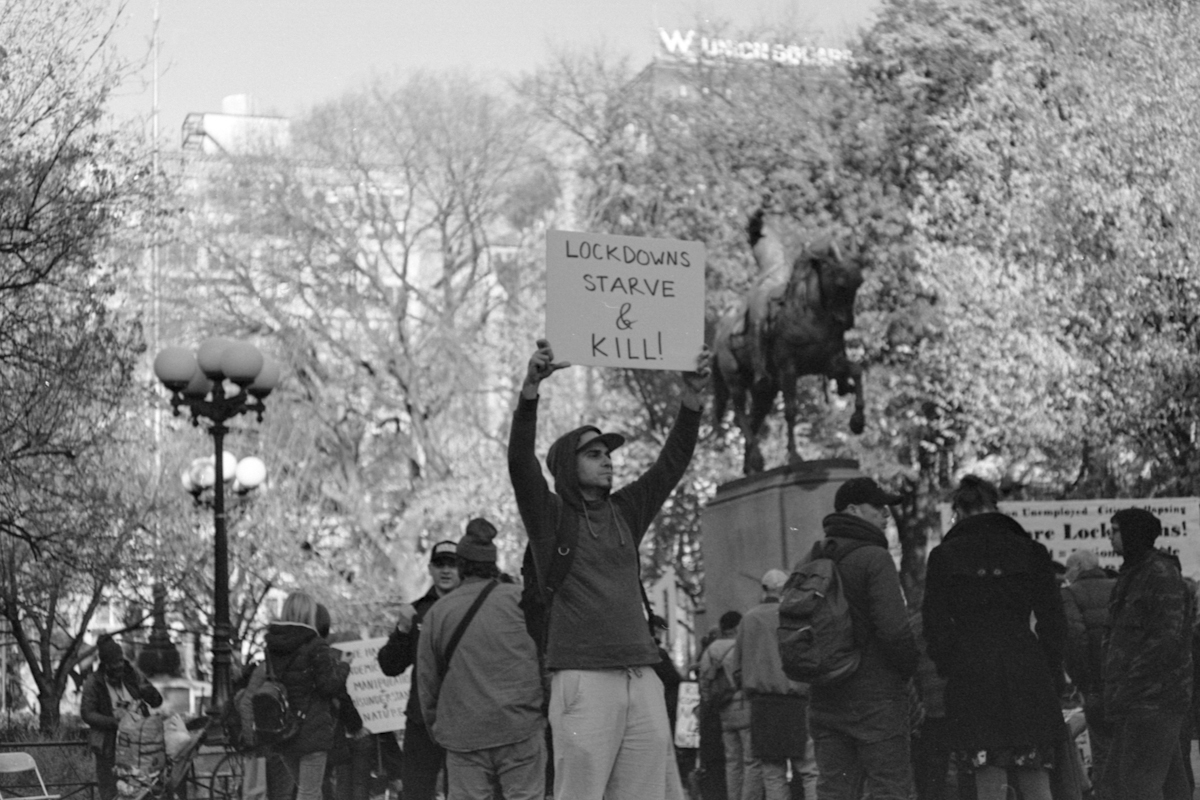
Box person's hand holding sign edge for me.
[522,337,712,410]
[680,345,712,412]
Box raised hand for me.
[523,338,570,398]
[680,345,712,408]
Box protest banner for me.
[331,637,409,733]
[546,230,706,372]
[934,497,1200,577]
[675,680,700,749]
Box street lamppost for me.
[153,338,280,715]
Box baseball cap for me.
[429,540,457,564]
[761,569,789,592]
[834,477,902,512]
[575,427,625,454]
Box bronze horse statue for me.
[713,211,866,474]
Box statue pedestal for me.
[699,459,863,632]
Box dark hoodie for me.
[240,621,348,755]
[508,394,700,670]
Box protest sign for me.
[331,637,409,733]
[546,230,706,372]
[934,497,1200,577]
[675,680,700,749]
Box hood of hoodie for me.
[265,621,319,658]
[547,425,609,511]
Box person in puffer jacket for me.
[243,591,350,800]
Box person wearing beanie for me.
[417,517,546,800]
[808,476,917,800]
[923,475,1065,800]
[728,569,817,800]
[80,635,163,800]
[507,338,710,800]
[1098,508,1194,800]
[377,539,462,800]
[697,611,742,800]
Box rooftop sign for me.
[658,28,852,68]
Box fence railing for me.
[0,740,96,800]
[0,740,244,800]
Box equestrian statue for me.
[712,210,866,474]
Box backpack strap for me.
[438,579,500,678]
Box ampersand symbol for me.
[615,303,635,330]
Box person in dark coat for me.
[809,477,919,800]
[80,635,164,800]
[376,540,462,800]
[923,475,1066,800]
[1097,508,1194,800]
[243,591,350,800]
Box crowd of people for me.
[696,477,1198,800]
[80,338,1198,800]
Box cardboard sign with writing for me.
[934,497,1200,578]
[675,680,700,749]
[546,230,706,372]
[331,637,410,734]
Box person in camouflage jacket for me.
[1099,508,1194,800]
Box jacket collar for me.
[821,512,888,548]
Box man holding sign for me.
[508,338,710,800]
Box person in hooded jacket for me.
[922,475,1066,800]
[244,590,351,800]
[809,477,918,800]
[80,635,164,800]
[1097,507,1194,800]
[507,337,710,800]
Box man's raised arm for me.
[508,339,570,543]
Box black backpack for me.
[248,653,305,746]
[777,539,867,686]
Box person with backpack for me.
[80,635,164,800]
[416,518,546,800]
[376,539,462,800]
[243,591,351,800]
[1060,548,1116,785]
[698,612,742,800]
[507,338,709,800]
[922,476,1065,800]
[805,477,918,800]
[731,570,816,800]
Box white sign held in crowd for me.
[546,230,706,372]
[935,497,1200,578]
[331,637,409,733]
[675,680,700,749]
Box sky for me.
[109,0,881,142]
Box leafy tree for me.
[0,0,158,727]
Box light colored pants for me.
[722,726,762,800]
[549,668,682,800]
[445,729,546,800]
[268,750,327,800]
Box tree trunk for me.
[37,689,61,734]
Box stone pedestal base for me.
[699,459,863,632]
